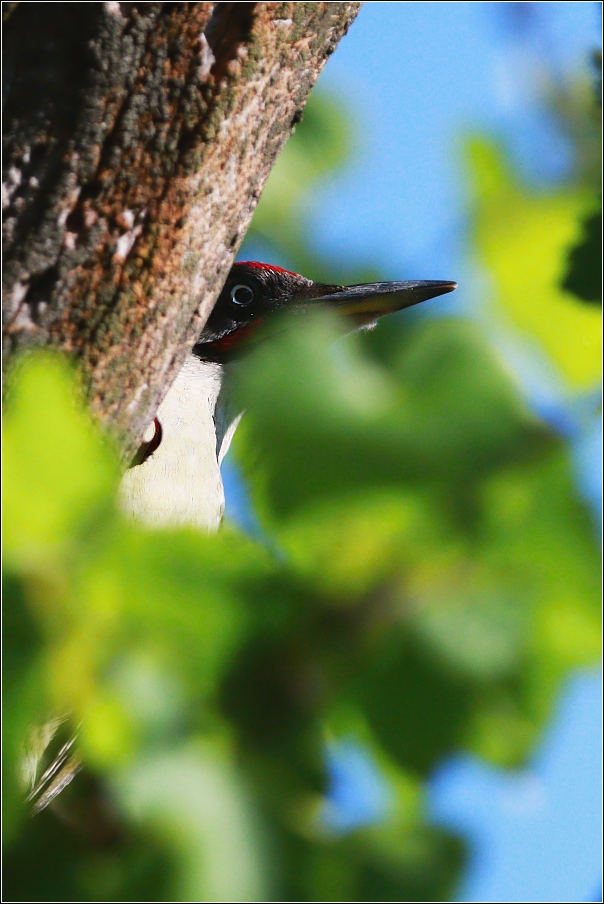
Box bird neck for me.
[118,355,234,531]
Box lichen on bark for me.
[3,1,361,456]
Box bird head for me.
[193,262,457,363]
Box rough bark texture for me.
[3,1,361,456]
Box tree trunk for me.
[3,1,361,457]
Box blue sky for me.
[307,4,601,902]
[429,669,602,902]
[310,1,600,280]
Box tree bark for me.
[3,1,361,457]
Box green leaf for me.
[467,138,602,388]
[114,740,269,902]
[234,312,544,524]
[3,354,118,568]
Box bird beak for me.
[303,279,457,326]
[196,276,458,362]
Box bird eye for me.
[230,284,254,306]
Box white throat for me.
[119,356,239,532]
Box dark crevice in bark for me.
[3,5,102,262]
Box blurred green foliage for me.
[484,62,603,370]
[561,50,602,305]
[562,206,602,303]
[467,134,601,389]
[3,87,601,902]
